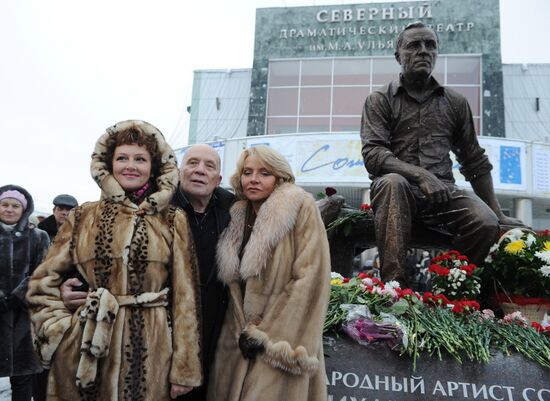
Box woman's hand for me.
[170,384,192,399]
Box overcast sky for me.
[1,0,549,213]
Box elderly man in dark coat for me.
[360,22,523,286]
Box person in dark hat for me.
[37,194,78,241]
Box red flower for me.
[325,187,337,196]
[371,278,385,289]
[423,292,450,306]
[396,288,420,300]
[457,255,469,261]
[448,250,460,256]
[460,263,477,276]
[429,264,450,276]
[531,322,550,333]
[451,300,480,314]
[357,272,369,279]
[359,203,371,211]
[343,277,350,283]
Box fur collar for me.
[90,120,179,215]
[216,183,310,283]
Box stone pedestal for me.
[324,335,549,401]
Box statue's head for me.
[395,21,439,80]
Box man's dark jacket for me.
[37,214,58,242]
[172,185,234,401]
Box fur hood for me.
[216,183,311,283]
[90,120,179,215]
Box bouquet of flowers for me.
[428,250,482,300]
[484,229,550,299]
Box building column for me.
[514,198,533,228]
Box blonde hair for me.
[230,146,295,199]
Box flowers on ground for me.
[484,229,550,298]
[428,250,482,300]
[324,272,550,370]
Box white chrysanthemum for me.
[449,268,465,280]
[504,228,525,242]
[525,233,537,247]
[484,254,493,263]
[385,280,401,289]
[540,265,550,278]
[331,272,344,280]
[535,250,550,264]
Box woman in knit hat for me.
[0,185,50,401]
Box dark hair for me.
[104,124,161,178]
[395,21,439,52]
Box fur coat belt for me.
[76,288,169,388]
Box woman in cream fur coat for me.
[207,145,330,401]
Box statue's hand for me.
[416,170,452,204]
[498,215,527,228]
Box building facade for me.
[248,0,504,137]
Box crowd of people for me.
[1,120,331,401]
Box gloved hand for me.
[238,332,265,360]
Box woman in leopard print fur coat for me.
[27,120,202,401]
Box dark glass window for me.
[268,60,299,86]
[371,58,400,85]
[299,117,330,133]
[266,55,482,135]
[267,88,298,116]
[334,59,370,85]
[447,57,481,85]
[301,60,332,86]
[266,117,298,135]
[332,116,361,132]
[300,87,331,115]
[332,87,370,116]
